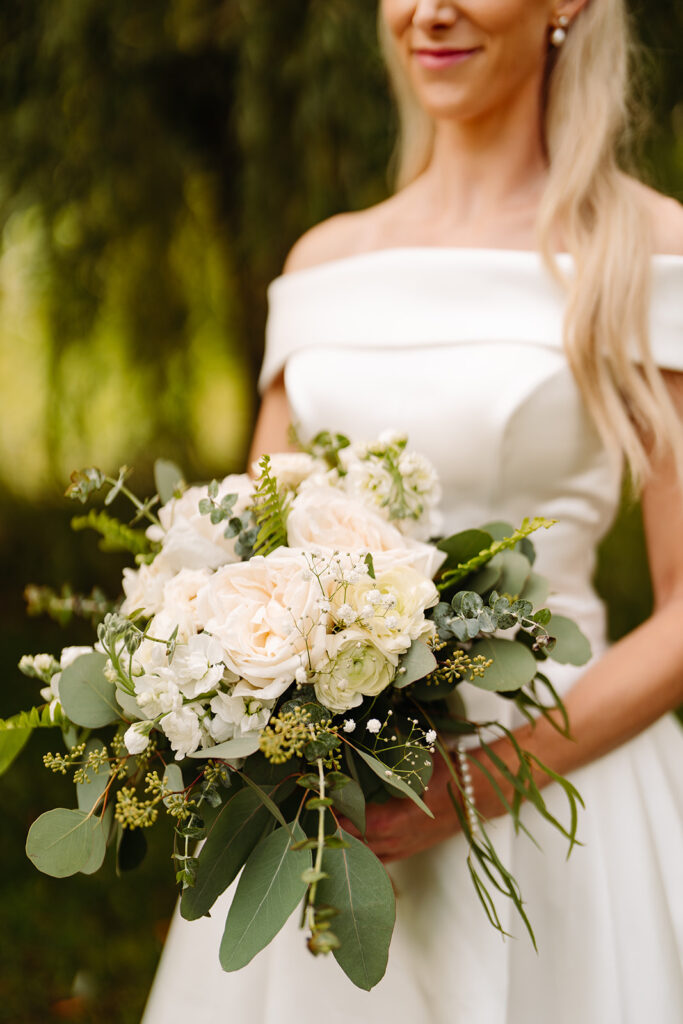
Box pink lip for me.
[413,48,480,69]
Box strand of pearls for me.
[456,740,480,839]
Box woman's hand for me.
[339,740,516,863]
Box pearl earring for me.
[550,14,570,47]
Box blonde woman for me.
[142,2,683,1021]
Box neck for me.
[415,75,548,228]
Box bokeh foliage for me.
[0,1,680,1021]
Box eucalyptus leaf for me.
[519,572,550,606]
[181,787,273,921]
[76,739,111,814]
[115,686,142,720]
[468,637,538,692]
[26,808,103,878]
[79,815,109,874]
[59,652,120,728]
[188,734,261,760]
[488,551,531,598]
[219,823,309,971]
[331,776,366,834]
[394,640,438,688]
[316,829,395,990]
[464,562,502,593]
[162,763,184,807]
[546,615,592,666]
[354,749,434,818]
[437,529,493,572]
[154,459,184,504]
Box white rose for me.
[313,630,395,713]
[146,473,253,572]
[195,550,328,700]
[286,485,445,578]
[121,560,173,618]
[160,705,204,760]
[332,565,438,661]
[251,452,318,491]
[123,722,150,755]
[158,567,213,639]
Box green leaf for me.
[354,749,434,818]
[59,652,120,728]
[316,829,396,990]
[115,686,142,719]
[26,808,105,878]
[219,823,310,970]
[251,454,290,557]
[519,572,550,606]
[394,640,438,688]
[79,813,110,874]
[76,739,111,813]
[154,458,184,504]
[468,637,538,692]
[546,615,592,666]
[487,551,531,597]
[181,787,273,922]
[437,529,493,571]
[162,763,184,806]
[0,728,32,776]
[71,509,151,556]
[330,777,366,835]
[187,734,261,760]
[236,771,294,834]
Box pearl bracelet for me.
[456,740,480,839]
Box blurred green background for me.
[0,2,680,1021]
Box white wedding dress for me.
[142,247,683,1024]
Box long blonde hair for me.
[377,0,682,491]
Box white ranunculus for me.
[286,485,445,579]
[120,561,173,618]
[146,473,253,573]
[123,721,150,755]
[160,705,204,760]
[313,630,395,713]
[208,691,273,743]
[251,452,318,491]
[195,550,329,701]
[332,565,438,661]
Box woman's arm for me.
[358,371,683,861]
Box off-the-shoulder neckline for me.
[269,244,683,286]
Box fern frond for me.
[71,509,155,556]
[251,455,290,557]
[0,704,65,731]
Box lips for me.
[412,47,480,69]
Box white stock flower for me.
[160,705,204,760]
[163,632,232,700]
[286,486,445,578]
[313,630,395,713]
[146,474,253,573]
[195,550,329,701]
[158,567,213,639]
[124,721,151,755]
[208,691,273,743]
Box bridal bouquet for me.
[6,430,590,990]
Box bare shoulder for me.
[280,209,376,275]
[627,179,683,256]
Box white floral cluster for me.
[33,435,445,761]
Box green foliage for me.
[71,509,154,556]
[544,614,592,666]
[187,735,262,760]
[353,748,434,818]
[394,639,438,688]
[250,454,290,557]
[76,739,111,814]
[26,807,108,878]
[153,459,184,504]
[468,638,539,692]
[437,518,555,590]
[329,777,366,836]
[181,786,273,922]
[59,651,120,728]
[219,823,310,971]
[315,829,395,990]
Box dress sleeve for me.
[257,276,303,395]
[648,256,683,371]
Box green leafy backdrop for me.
[0,1,680,1020]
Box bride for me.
[142,1,683,1021]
